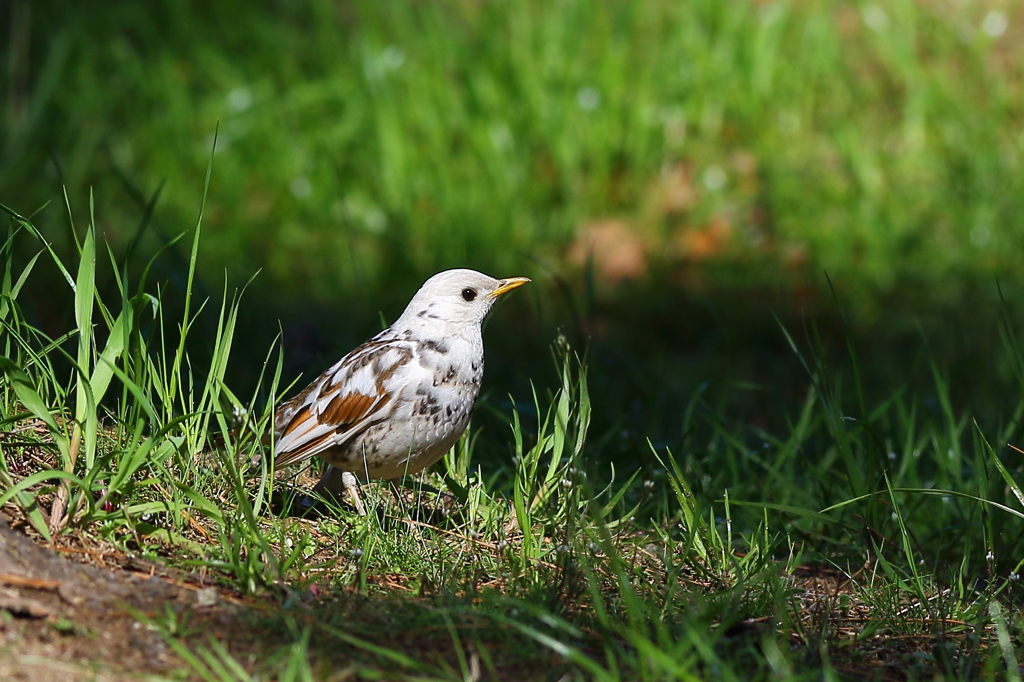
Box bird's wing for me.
[272,334,414,470]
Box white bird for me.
[272,269,530,514]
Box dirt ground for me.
[0,509,561,682]
[0,512,264,681]
[1,506,1002,681]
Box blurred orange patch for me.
[567,219,649,283]
[678,216,732,261]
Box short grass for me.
[2,187,1024,678]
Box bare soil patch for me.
[0,511,557,681]
[0,512,241,680]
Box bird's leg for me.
[313,466,367,516]
[341,471,367,516]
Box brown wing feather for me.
[276,431,335,468]
[272,334,410,470]
[281,405,312,437]
[273,392,384,469]
[320,392,376,428]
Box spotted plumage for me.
[272,269,529,513]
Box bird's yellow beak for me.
[489,276,531,298]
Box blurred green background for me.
[3,0,1024,460]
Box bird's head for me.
[397,269,530,331]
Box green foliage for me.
[4,0,1024,313]
[1,201,1023,678]
[4,1,1024,672]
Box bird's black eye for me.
[461,288,478,302]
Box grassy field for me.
[1,193,1024,678]
[3,0,1024,679]
[6,0,1024,421]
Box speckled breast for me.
[323,342,484,480]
